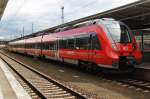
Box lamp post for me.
[61,6,64,24]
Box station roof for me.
[14,0,150,40]
[0,0,8,20]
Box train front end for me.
[99,18,142,72]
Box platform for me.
[135,62,150,70]
[0,59,31,99]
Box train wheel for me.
[42,55,45,59]
[92,63,100,73]
[78,60,85,71]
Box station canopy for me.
[15,0,150,39]
[0,0,8,20]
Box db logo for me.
[123,47,128,51]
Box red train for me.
[8,18,142,73]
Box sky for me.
[0,0,139,40]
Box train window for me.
[22,45,23,48]
[59,39,63,48]
[76,35,90,50]
[35,44,38,49]
[28,44,30,48]
[30,44,31,48]
[26,44,29,48]
[35,43,41,49]
[29,44,31,48]
[46,43,48,50]
[27,44,29,48]
[49,42,55,50]
[43,43,49,50]
[32,44,34,48]
[21,44,24,48]
[20,44,23,48]
[30,44,33,49]
[25,44,27,48]
[67,39,75,49]
[37,43,42,49]
[33,44,35,49]
[29,44,32,48]
[59,39,67,49]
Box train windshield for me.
[103,20,132,43]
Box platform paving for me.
[135,62,150,69]
[0,59,31,99]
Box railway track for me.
[0,53,88,99]
[118,79,150,92]
[1,51,150,98]
[103,76,150,93]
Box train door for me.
[53,39,59,60]
[88,33,95,62]
[55,39,60,60]
[75,34,90,62]
[88,33,101,63]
